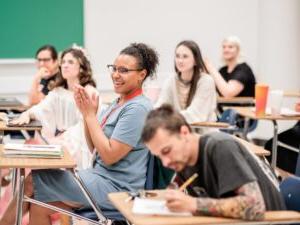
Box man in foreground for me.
[142,104,285,220]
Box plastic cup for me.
[268,90,283,116]
[255,84,269,116]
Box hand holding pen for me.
[165,173,198,213]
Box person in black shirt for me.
[142,105,285,221]
[205,36,256,97]
[28,45,59,106]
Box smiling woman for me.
[0,43,160,225]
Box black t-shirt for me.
[178,132,285,210]
[39,73,58,95]
[219,63,256,97]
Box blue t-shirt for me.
[94,95,152,190]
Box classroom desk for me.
[190,121,231,129]
[0,97,27,112]
[217,97,255,105]
[189,121,269,157]
[231,107,300,169]
[284,91,300,98]
[0,120,42,144]
[0,145,76,225]
[108,191,300,225]
[234,136,270,157]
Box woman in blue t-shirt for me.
[0,43,159,225]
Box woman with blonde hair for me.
[205,36,256,97]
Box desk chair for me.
[25,154,155,225]
[280,151,300,212]
[218,109,258,135]
[280,176,300,211]
[295,150,300,176]
[72,154,155,225]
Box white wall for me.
[0,0,299,139]
[84,0,259,90]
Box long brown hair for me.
[175,40,208,107]
[53,48,96,89]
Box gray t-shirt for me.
[179,132,285,210]
[94,95,152,191]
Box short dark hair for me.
[35,45,58,60]
[142,104,191,143]
[175,40,208,107]
[120,43,159,81]
[54,48,96,89]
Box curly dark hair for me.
[175,40,208,108]
[120,43,159,82]
[53,48,96,89]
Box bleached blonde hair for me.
[222,35,244,63]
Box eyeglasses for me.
[36,58,53,63]
[107,64,143,74]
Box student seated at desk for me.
[0,43,158,225]
[265,102,300,174]
[28,45,60,106]
[205,36,256,98]
[11,46,98,169]
[155,40,217,133]
[142,105,285,221]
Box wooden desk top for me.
[108,192,300,225]
[0,145,76,169]
[190,121,230,128]
[217,97,255,105]
[0,121,42,131]
[235,136,270,157]
[231,107,300,121]
[0,105,28,111]
[284,91,300,98]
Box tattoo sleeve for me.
[194,181,266,220]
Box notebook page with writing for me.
[132,197,192,216]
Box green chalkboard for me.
[0,0,83,59]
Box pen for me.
[179,173,198,191]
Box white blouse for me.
[29,86,101,169]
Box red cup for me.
[255,84,269,116]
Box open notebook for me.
[132,197,192,216]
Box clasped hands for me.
[74,84,99,118]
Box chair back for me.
[295,151,300,176]
[145,153,155,190]
[280,176,300,211]
[218,109,258,134]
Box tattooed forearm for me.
[195,181,266,220]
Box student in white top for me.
[11,46,100,168]
[156,40,217,130]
